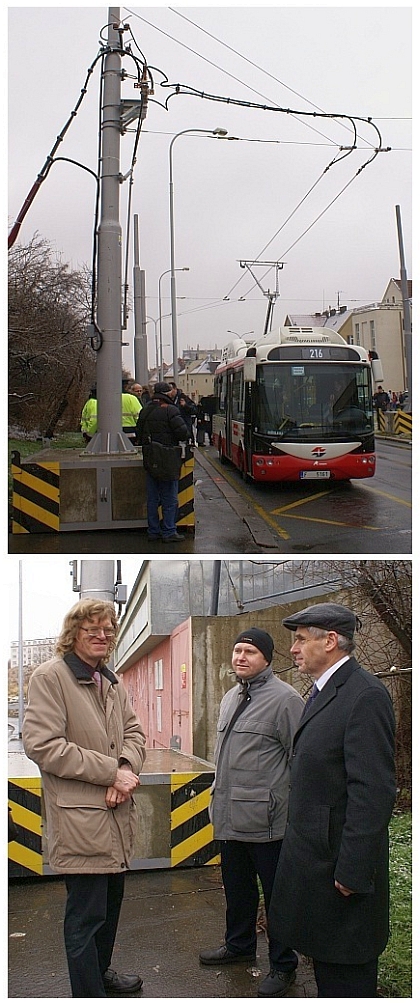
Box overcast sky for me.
[8,5,412,373]
[7,557,143,645]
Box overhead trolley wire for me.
[123,6,394,311]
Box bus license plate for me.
[300,470,331,479]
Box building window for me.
[355,323,360,345]
[370,320,376,348]
[154,658,163,691]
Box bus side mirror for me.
[243,358,257,382]
[371,358,384,383]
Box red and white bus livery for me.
[213,327,382,483]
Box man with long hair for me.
[23,599,146,998]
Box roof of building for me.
[284,308,352,331]
[187,358,220,375]
[389,277,412,299]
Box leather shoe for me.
[199,944,256,966]
[165,532,185,542]
[103,968,143,994]
[257,968,296,997]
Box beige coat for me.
[23,654,146,874]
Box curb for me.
[193,448,282,551]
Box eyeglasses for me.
[79,627,116,639]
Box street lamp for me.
[145,316,159,373]
[169,127,228,382]
[158,267,189,380]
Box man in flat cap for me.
[268,602,396,999]
[199,627,304,997]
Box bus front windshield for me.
[255,363,374,438]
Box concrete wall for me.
[190,588,406,761]
[190,610,297,762]
[122,588,407,764]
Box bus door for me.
[226,371,234,457]
[243,380,253,472]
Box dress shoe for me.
[103,968,143,993]
[257,968,296,997]
[199,944,256,965]
[165,532,185,542]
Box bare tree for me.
[8,234,96,435]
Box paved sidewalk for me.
[9,866,317,998]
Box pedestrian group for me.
[80,379,205,543]
[22,599,396,999]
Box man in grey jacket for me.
[199,627,304,997]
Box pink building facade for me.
[122,618,193,753]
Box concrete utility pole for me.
[71,559,127,608]
[395,205,412,404]
[133,214,148,385]
[78,561,117,602]
[87,8,135,455]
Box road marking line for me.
[360,484,412,508]
[205,457,290,540]
[271,490,331,515]
[282,514,380,529]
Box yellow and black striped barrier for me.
[170,771,220,868]
[8,777,44,878]
[11,446,195,534]
[377,410,386,433]
[394,409,412,437]
[11,451,60,534]
[176,448,195,531]
[9,749,218,878]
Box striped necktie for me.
[301,683,319,718]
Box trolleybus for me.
[213,326,383,482]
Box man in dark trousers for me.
[268,602,396,999]
[199,627,304,997]
[23,599,146,998]
[136,382,189,543]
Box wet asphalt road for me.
[8,446,267,556]
[9,867,316,998]
[198,438,412,555]
[8,437,410,556]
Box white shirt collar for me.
[315,655,350,691]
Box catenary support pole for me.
[133,214,148,385]
[87,8,135,454]
[395,205,412,406]
[79,561,116,603]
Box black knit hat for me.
[282,602,360,639]
[154,382,172,395]
[233,627,274,664]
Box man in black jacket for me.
[267,603,396,999]
[135,383,189,543]
[168,383,197,442]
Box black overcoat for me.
[135,395,189,446]
[268,657,396,964]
